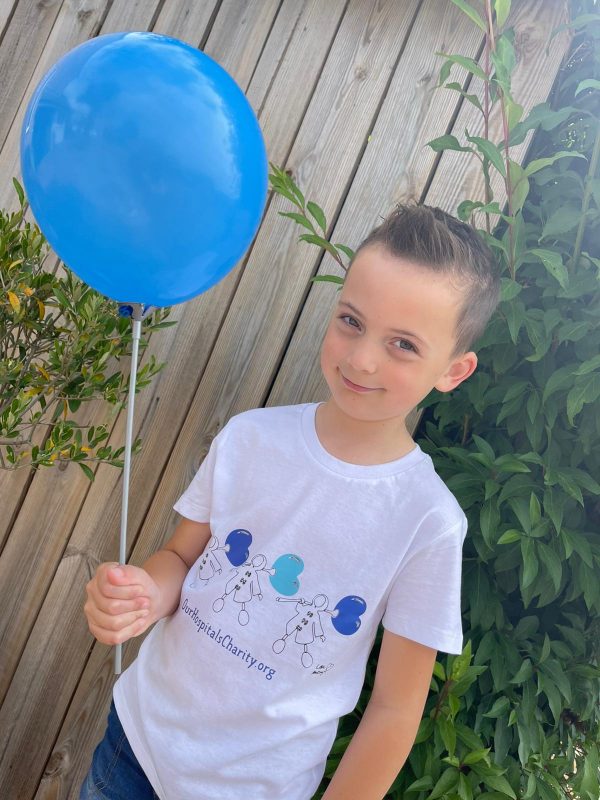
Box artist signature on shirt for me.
[312,663,334,676]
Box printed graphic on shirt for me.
[186,527,366,672]
[213,553,272,626]
[273,594,367,668]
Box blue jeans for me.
[79,701,158,799]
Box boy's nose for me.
[346,339,378,374]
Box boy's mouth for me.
[341,374,379,393]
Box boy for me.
[82,204,500,800]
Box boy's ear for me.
[435,351,478,393]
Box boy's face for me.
[320,245,477,426]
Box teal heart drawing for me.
[270,554,304,596]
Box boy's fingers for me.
[86,591,149,616]
[87,606,150,633]
[94,580,148,602]
[88,614,150,646]
[106,564,149,587]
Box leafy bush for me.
[272,1,600,797]
[0,181,173,476]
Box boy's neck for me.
[314,400,416,466]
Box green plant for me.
[271,1,600,798]
[0,181,173,477]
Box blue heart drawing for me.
[225,529,252,566]
[269,554,304,596]
[332,595,367,635]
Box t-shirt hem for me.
[381,618,464,655]
[113,680,167,800]
[173,497,210,522]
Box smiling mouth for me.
[341,374,379,393]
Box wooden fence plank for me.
[0,0,18,41]
[152,0,220,44]
[0,0,64,152]
[1,2,350,796]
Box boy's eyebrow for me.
[339,300,428,346]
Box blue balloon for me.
[20,32,268,306]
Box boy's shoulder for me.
[218,402,310,443]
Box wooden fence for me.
[0,1,569,797]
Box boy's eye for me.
[393,338,416,353]
[339,314,360,329]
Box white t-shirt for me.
[114,403,467,800]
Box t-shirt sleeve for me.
[382,517,467,654]
[172,432,221,522]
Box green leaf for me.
[307,201,327,233]
[450,0,487,31]
[428,767,460,799]
[12,177,25,205]
[528,249,569,289]
[567,374,600,424]
[541,365,575,404]
[494,0,511,27]
[520,540,538,590]
[507,160,530,215]
[500,278,521,301]
[414,716,434,744]
[428,134,472,153]
[511,659,534,685]
[334,243,355,261]
[494,454,530,474]
[472,434,495,461]
[278,211,314,232]
[463,748,491,766]
[497,530,521,545]
[466,135,506,177]
[478,772,516,799]
[503,300,525,344]
[311,274,344,286]
[541,206,583,239]
[525,150,584,177]
[436,53,488,82]
[438,714,456,756]
[537,541,562,592]
[444,82,484,113]
[505,98,523,131]
[78,462,95,481]
[575,78,600,96]
[575,355,600,375]
[406,775,434,793]
[483,696,510,718]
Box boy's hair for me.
[355,204,500,354]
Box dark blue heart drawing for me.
[225,529,252,566]
[332,595,367,635]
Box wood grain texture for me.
[0,0,18,42]
[0,0,64,152]
[153,0,220,45]
[0,0,117,210]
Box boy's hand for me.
[84,563,160,645]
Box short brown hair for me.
[355,204,500,354]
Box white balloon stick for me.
[115,304,143,676]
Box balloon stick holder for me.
[114,302,146,675]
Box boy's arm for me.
[85,517,211,644]
[321,630,436,800]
